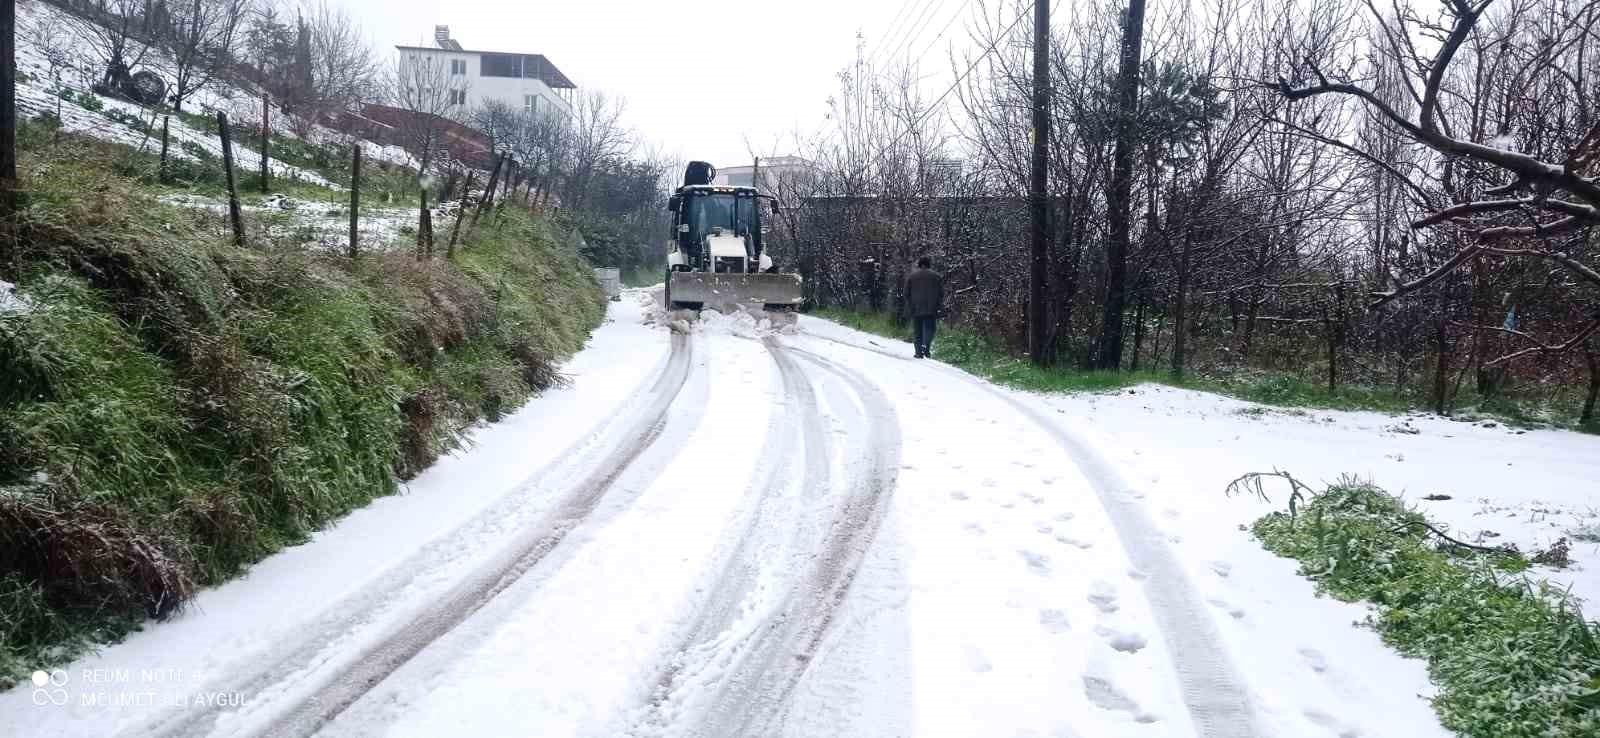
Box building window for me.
[449,90,467,106]
[450,59,466,75]
[524,95,538,113]
[480,53,521,78]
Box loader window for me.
[689,194,738,242]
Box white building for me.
[713,156,816,190]
[397,27,576,118]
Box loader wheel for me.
[663,267,672,308]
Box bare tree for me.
[296,0,376,133]
[385,50,470,259]
[157,0,246,181]
[563,90,631,211]
[1276,0,1600,368]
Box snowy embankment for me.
[12,0,426,248]
[4,295,1593,737]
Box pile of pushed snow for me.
[695,307,796,338]
[634,284,796,337]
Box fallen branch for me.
[1226,469,1316,523]
[1388,519,1516,554]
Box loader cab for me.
[666,185,775,273]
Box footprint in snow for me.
[1082,675,1159,724]
[1094,626,1148,653]
[950,491,969,501]
[1054,533,1094,550]
[1021,492,1044,505]
[1035,522,1054,535]
[1206,597,1246,620]
[1302,707,1362,737]
[981,478,998,488]
[1054,511,1075,522]
[1041,477,1057,486]
[964,645,993,673]
[1298,647,1328,674]
[1039,609,1071,633]
[964,522,985,536]
[1088,581,1119,614]
[1127,567,1148,581]
[1019,550,1051,575]
[1162,508,1181,520]
[1209,561,1233,578]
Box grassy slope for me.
[815,308,1591,427]
[0,130,605,684]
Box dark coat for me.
[904,268,943,318]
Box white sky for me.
[328,0,987,167]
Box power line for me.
[908,0,978,70]
[884,0,955,64]
[869,0,925,65]
[883,0,1036,152]
[870,0,941,66]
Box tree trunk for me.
[468,153,506,236]
[1582,351,1598,427]
[1171,224,1194,380]
[1130,290,1146,371]
[1,0,15,235]
[1433,317,1449,415]
[446,171,475,258]
[1094,0,1147,371]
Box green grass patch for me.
[813,307,1576,422]
[0,130,604,685]
[1250,482,1600,737]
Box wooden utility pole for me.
[751,156,764,271]
[1096,0,1148,370]
[1,0,17,232]
[347,145,361,259]
[217,112,245,247]
[1027,0,1051,365]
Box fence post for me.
[217,112,244,247]
[446,170,474,258]
[348,145,361,259]
[259,90,270,193]
[158,115,171,184]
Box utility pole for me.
[1027,0,1052,365]
[751,156,763,271]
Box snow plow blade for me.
[667,272,803,310]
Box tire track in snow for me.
[145,332,697,738]
[808,332,1263,737]
[676,343,901,738]
[625,337,832,736]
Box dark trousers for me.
[913,316,938,357]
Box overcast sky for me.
[328,0,983,167]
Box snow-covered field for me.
[12,0,419,188]
[3,292,1596,737]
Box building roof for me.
[395,45,577,89]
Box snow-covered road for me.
[7,291,1597,738]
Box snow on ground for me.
[156,193,427,252]
[11,0,417,189]
[5,295,1595,737]
[0,279,33,315]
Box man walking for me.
[905,256,944,359]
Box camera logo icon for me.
[31,669,69,706]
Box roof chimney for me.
[434,25,460,49]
